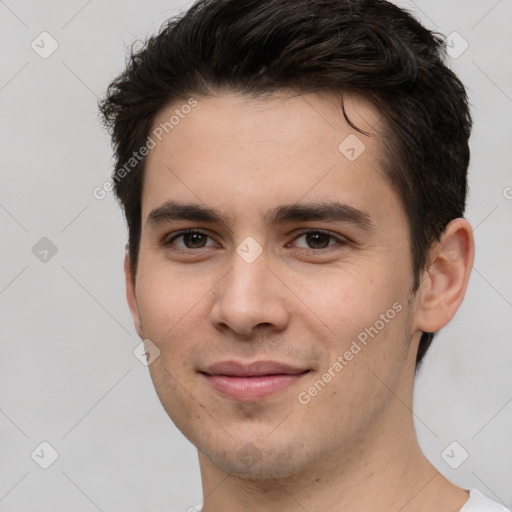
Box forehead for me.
[141,91,396,225]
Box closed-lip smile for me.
[200,360,311,401]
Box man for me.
[98,0,509,510]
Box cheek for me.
[302,299,411,426]
[136,269,208,408]
[292,263,403,337]
[291,264,412,398]
[136,263,208,335]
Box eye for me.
[166,229,217,250]
[290,229,346,250]
[165,228,347,252]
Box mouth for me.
[199,360,311,402]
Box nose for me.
[209,249,291,338]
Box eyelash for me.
[165,229,347,252]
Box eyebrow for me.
[147,200,375,232]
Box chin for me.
[199,436,318,481]
[208,453,298,480]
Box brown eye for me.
[291,230,346,250]
[304,231,331,249]
[182,232,207,248]
[167,230,215,249]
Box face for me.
[127,91,422,479]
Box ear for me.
[124,252,143,338]
[414,218,475,333]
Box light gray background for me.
[1,1,511,510]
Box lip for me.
[200,360,310,402]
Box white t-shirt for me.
[192,488,511,511]
[460,489,510,511]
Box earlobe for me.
[415,218,475,333]
[124,252,143,338]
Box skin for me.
[125,90,475,512]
